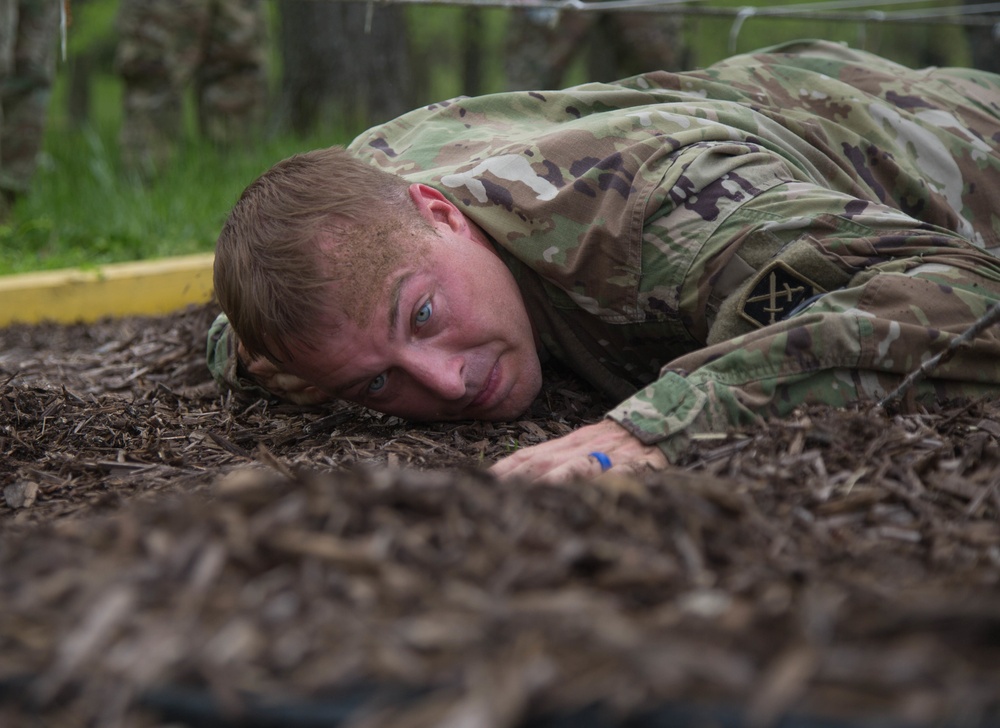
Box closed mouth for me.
[468,360,500,410]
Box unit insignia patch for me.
[739,261,826,328]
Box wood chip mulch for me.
[1,304,999,728]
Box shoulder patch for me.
[739,261,826,328]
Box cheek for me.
[476,262,529,322]
[285,348,349,391]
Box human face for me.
[284,189,543,422]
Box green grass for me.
[0,0,347,276]
[1,1,975,276]
[0,124,339,275]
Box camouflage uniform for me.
[209,40,1000,464]
[115,0,268,175]
[505,5,688,90]
[0,0,59,217]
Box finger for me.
[284,386,329,405]
[586,451,613,473]
[488,443,544,477]
[489,451,553,481]
[268,373,312,392]
[533,453,611,484]
[489,445,567,481]
[634,447,668,473]
[491,450,608,484]
[245,359,281,379]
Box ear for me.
[408,183,469,234]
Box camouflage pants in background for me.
[0,0,59,213]
[963,0,1000,74]
[115,0,269,176]
[504,7,689,90]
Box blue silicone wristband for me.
[588,451,612,472]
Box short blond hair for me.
[214,146,424,363]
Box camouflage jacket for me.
[209,39,1000,463]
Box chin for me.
[488,378,542,421]
[479,405,528,422]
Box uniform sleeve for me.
[608,182,1000,463]
[205,313,275,400]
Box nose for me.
[404,348,466,401]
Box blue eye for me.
[415,301,432,325]
[368,373,387,393]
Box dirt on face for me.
[1,304,999,727]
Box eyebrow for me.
[387,272,413,336]
[333,272,414,398]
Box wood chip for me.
[2,304,1000,727]
[3,480,39,509]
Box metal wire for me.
[306,0,1000,29]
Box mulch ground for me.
[1,303,999,728]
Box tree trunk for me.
[963,0,1000,74]
[461,8,482,97]
[277,0,414,136]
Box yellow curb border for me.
[0,253,216,327]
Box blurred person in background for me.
[963,0,999,74]
[114,0,269,177]
[504,4,690,90]
[0,0,59,220]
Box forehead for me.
[291,264,418,386]
[320,221,431,325]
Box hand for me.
[237,342,330,406]
[489,419,668,483]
